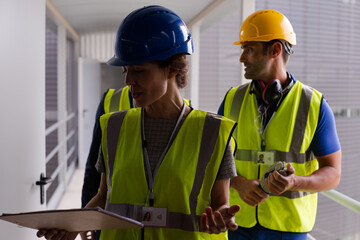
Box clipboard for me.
[0,207,143,232]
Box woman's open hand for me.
[200,204,240,234]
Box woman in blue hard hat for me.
[37,5,239,240]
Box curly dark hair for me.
[156,53,189,88]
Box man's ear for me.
[270,42,282,58]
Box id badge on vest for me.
[255,151,275,165]
[141,207,167,227]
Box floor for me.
[57,168,85,239]
[57,168,84,210]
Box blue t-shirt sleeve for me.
[218,99,225,116]
[218,88,233,116]
[309,98,341,157]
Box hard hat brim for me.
[233,40,241,45]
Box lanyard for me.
[258,105,277,151]
[141,102,186,206]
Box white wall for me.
[0,0,46,238]
[78,58,101,169]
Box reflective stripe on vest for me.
[224,81,322,232]
[103,86,133,114]
[99,108,235,239]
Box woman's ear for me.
[167,67,178,79]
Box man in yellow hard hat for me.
[218,9,342,239]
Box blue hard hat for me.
[107,5,193,66]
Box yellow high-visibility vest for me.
[103,86,133,113]
[99,108,235,239]
[103,86,192,113]
[224,81,322,232]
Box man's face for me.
[240,41,271,80]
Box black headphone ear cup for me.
[263,79,283,105]
[251,80,263,99]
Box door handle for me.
[36,173,53,205]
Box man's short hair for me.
[262,39,294,63]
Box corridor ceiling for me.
[49,0,216,34]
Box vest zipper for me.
[149,191,154,207]
[256,164,260,225]
[257,109,276,226]
[260,112,275,151]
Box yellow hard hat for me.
[234,9,296,46]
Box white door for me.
[78,58,101,169]
[0,0,47,239]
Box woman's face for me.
[123,62,169,107]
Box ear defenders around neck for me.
[251,79,283,106]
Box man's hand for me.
[231,176,269,206]
[265,163,296,195]
[200,205,240,234]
